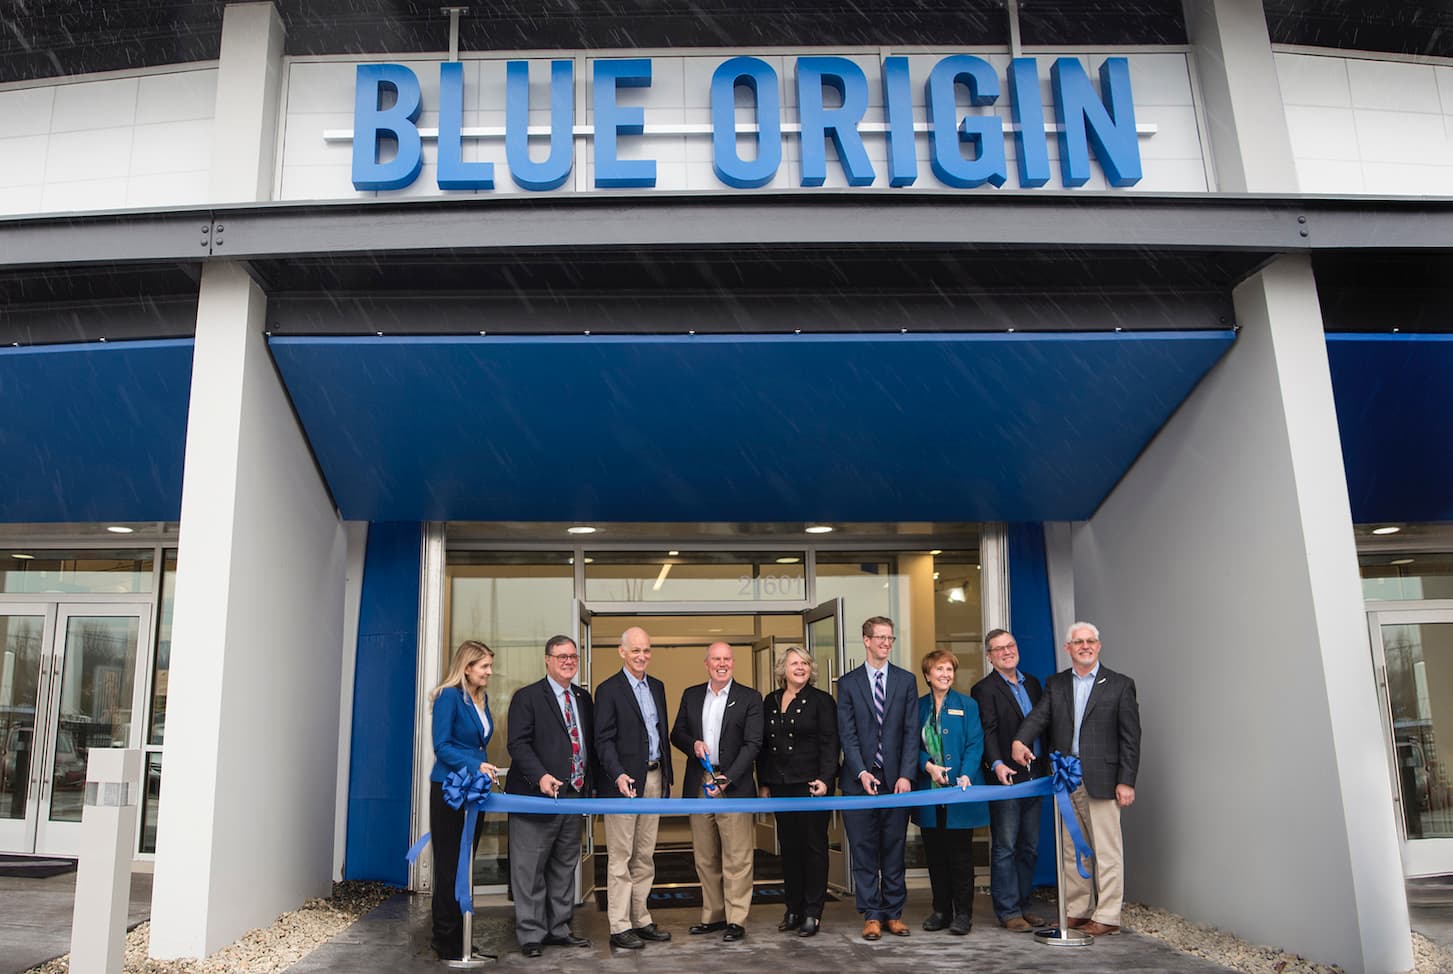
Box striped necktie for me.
[562,688,585,791]
[872,669,886,770]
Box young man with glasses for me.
[1011,622,1141,937]
[837,616,919,941]
[506,635,595,958]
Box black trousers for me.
[920,822,975,922]
[430,780,485,956]
[769,782,830,919]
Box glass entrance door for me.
[751,635,778,853]
[0,604,148,856]
[573,600,595,902]
[803,598,848,891]
[1369,606,1453,875]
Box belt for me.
[646,761,661,771]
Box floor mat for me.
[0,855,77,879]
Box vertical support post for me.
[70,748,142,974]
[1034,796,1092,948]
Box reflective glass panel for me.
[584,551,806,602]
[48,616,140,824]
[1362,554,1453,602]
[1,550,153,594]
[1382,622,1453,839]
[0,615,44,822]
[139,752,162,854]
[148,553,177,745]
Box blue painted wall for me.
[345,521,422,885]
[1007,521,1060,888]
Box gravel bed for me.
[1121,901,1453,974]
[23,881,397,974]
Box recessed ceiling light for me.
[947,587,967,603]
[708,628,722,633]
[668,550,680,556]
[566,525,597,535]
[776,556,801,564]
[1371,526,1401,535]
[805,525,833,534]
[929,549,943,556]
[106,525,134,534]
[933,571,940,580]
[11,553,35,560]
[583,557,594,564]
[1390,558,1415,566]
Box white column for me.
[1071,254,1411,973]
[1183,0,1299,192]
[209,2,285,202]
[149,261,348,958]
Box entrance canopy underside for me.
[269,330,1233,522]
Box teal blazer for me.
[912,689,988,830]
[430,686,493,783]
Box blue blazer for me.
[912,689,988,830]
[430,686,493,783]
[837,662,919,794]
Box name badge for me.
[947,708,965,716]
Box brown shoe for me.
[1022,913,1049,927]
[1065,916,1092,929]
[862,920,882,941]
[1000,916,1034,932]
[884,918,911,937]
[1081,921,1121,936]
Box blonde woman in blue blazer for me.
[913,649,988,936]
[429,640,500,959]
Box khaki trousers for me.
[603,767,663,934]
[1061,785,1124,925]
[689,806,755,925]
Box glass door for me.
[573,600,595,902]
[751,636,777,853]
[0,605,53,853]
[803,598,849,891]
[1369,607,1453,875]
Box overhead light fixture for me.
[652,562,673,591]
[776,556,801,564]
[1371,526,1401,535]
[566,525,597,535]
[932,571,940,580]
[929,549,943,556]
[1390,558,1415,566]
[668,550,680,556]
[583,557,594,564]
[106,525,134,534]
[947,587,967,603]
[11,553,35,560]
[805,525,833,534]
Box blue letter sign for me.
[796,57,875,187]
[927,55,1006,189]
[1052,57,1142,187]
[352,64,423,191]
[437,62,493,190]
[710,57,782,189]
[593,58,657,188]
[506,60,575,191]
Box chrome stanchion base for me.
[445,911,495,967]
[1034,927,1094,947]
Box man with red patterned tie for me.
[506,634,595,958]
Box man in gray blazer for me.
[1012,621,1141,937]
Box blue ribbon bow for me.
[404,767,494,914]
[1049,752,1095,879]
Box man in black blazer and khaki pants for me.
[671,642,764,942]
[593,626,674,950]
[1012,621,1141,937]
[506,634,595,958]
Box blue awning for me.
[270,331,1234,522]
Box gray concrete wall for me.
[1071,255,1411,973]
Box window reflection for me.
[1362,553,1453,602]
[1,550,153,594]
[1383,622,1453,839]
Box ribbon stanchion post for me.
[1035,753,1094,949]
[404,768,499,968]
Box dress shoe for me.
[778,912,803,932]
[1081,920,1120,936]
[689,920,727,935]
[798,917,820,938]
[542,933,591,947]
[634,923,671,942]
[1000,916,1034,932]
[723,923,746,942]
[609,931,644,950]
[1023,912,1049,928]
[948,915,973,936]
[1065,916,1092,929]
[521,942,542,958]
[884,918,911,937]
[862,919,882,941]
[922,912,949,931]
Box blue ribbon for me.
[1049,753,1094,879]
[404,768,495,915]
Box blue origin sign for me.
[352,55,1142,192]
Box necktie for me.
[562,688,585,791]
[872,670,886,770]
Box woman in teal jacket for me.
[913,649,988,936]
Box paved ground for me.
[0,868,151,974]
[285,883,1244,974]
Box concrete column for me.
[149,261,348,958]
[209,2,285,202]
[1070,255,1411,973]
[1183,0,1299,192]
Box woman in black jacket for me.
[757,644,839,937]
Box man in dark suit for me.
[593,626,674,950]
[1012,621,1141,937]
[670,642,763,943]
[506,634,595,958]
[970,627,1049,932]
[837,615,919,941]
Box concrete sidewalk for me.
[0,868,151,974]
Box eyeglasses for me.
[869,635,896,643]
[989,643,1018,654]
[548,653,580,662]
[1068,638,1100,647]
